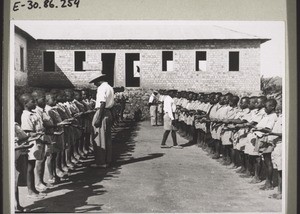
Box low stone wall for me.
[121,88,151,121]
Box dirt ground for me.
[19,120,282,213]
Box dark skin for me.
[35,96,46,109]
[221,96,239,124]
[74,91,83,102]
[252,100,276,133]
[64,91,74,102]
[199,93,219,123]
[254,100,277,188]
[80,91,96,114]
[81,91,88,100]
[73,92,85,118]
[46,94,57,107]
[248,97,257,110]
[235,97,263,129]
[57,93,77,121]
[210,95,226,123]
[255,97,266,110]
[46,94,72,127]
[20,95,46,196]
[240,97,250,109]
[223,98,249,128]
[224,94,232,105]
[20,96,45,138]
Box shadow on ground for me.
[25,120,164,213]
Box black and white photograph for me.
[11,20,285,213]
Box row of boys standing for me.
[149,90,283,200]
[14,89,96,211]
[14,76,122,212]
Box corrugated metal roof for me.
[14,21,270,41]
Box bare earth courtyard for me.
[19,120,282,213]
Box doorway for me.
[101,53,115,86]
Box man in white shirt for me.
[161,90,183,149]
[148,90,159,126]
[90,74,115,168]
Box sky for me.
[208,21,285,78]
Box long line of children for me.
[14,88,125,212]
[157,90,283,200]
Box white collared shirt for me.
[209,103,221,119]
[267,114,282,142]
[21,109,43,132]
[95,82,114,109]
[254,112,278,137]
[149,93,158,104]
[163,95,176,120]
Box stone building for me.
[14,21,270,93]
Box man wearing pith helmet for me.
[89,74,114,168]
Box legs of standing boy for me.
[27,160,45,198]
[35,157,48,191]
[260,152,273,190]
[46,153,56,183]
[270,142,282,199]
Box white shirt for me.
[254,112,278,137]
[95,82,115,109]
[149,93,158,104]
[209,103,222,119]
[163,95,176,120]
[268,114,282,142]
[181,99,189,108]
[215,105,231,120]
[21,110,43,132]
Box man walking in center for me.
[161,90,183,149]
[89,74,114,168]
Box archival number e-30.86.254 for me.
[13,0,80,11]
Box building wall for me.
[14,33,28,86]
[27,40,261,93]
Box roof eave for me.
[15,26,36,40]
[34,38,271,42]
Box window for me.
[125,53,140,87]
[229,51,239,71]
[20,47,24,72]
[74,51,86,71]
[43,51,55,72]
[162,51,173,71]
[196,51,207,71]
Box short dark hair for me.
[231,96,240,105]
[266,98,277,107]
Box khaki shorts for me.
[28,140,45,160]
[244,133,259,156]
[163,114,177,131]
[272,142,282,170]
[221,130,233,145]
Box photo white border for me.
[9,20,287,214]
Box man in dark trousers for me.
[90,74,115,168]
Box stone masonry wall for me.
[14,33,28,86]
[27,39,261,93]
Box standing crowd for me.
[13,81,283,212]
[150,89,283,200]
[14,75,128,212]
